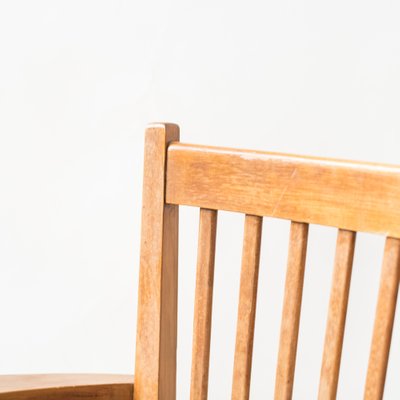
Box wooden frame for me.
[1,123,399,400]
[134,123,179,399]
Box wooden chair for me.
[1,123,399,399]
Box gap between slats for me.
[190,209,218,400]
[318,229,356,400]
[189,216,399,400]
[232,215,263,400]
[364,237,400,400]
[275,221,309,400]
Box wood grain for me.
[0,374,133,400]
[232,215,263,400]
[166,143,400,238]
[364,237,400,400]
[319,229,356,400]
[5,128,400,400]
[190,209,218,400]
[135,123,179,400]
[275,222,309,400]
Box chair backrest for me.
[134,123,400,400]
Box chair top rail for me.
[166,142,400,238]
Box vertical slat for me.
[232,215,263,400]
[318,229,356,400]
[364,237,400,400]
[190,208,218,400]
[274,221,309,400]
[135,123,180,400]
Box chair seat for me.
[0,374,134,399]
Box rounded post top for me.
[146,122,180,130]
[145,123,180,143]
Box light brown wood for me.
[190,209,218,400]
[134,123,179,400]
[5,126,400,399]
[166,143,400,238]
[364,237,400,400]
[318,229,356,400]
[0,374,133,400]
[275,222,309,400]
[232,215,263,400]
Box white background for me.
[0,1,399,398]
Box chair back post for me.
[134,123,180,400]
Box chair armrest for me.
[0,374,133,400]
